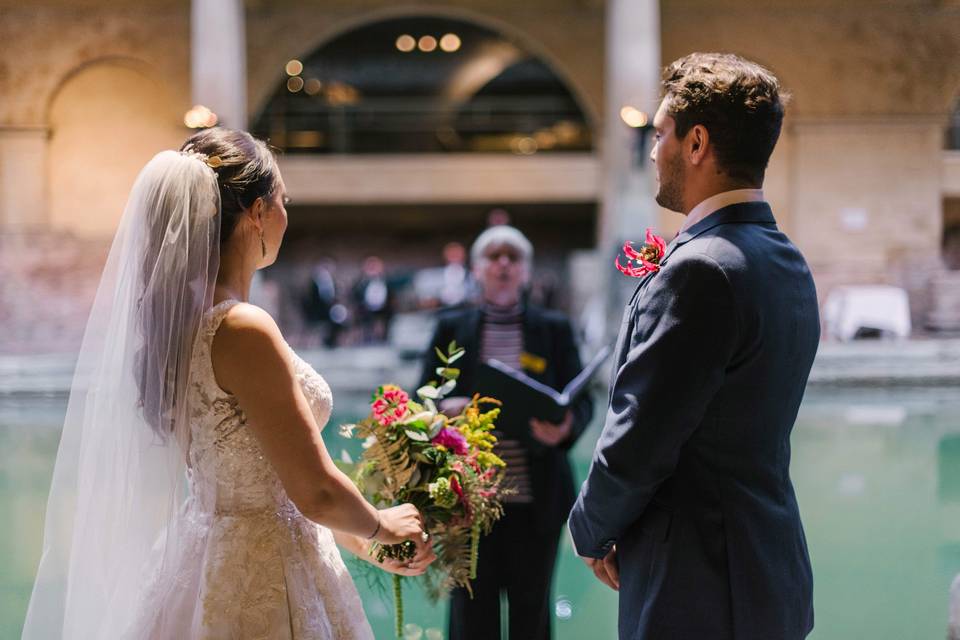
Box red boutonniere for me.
[615,228,666,278]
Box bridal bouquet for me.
[339,343,507,636]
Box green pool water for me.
[2,386,958,639]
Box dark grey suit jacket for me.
[568,202,819,640]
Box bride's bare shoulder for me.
[212,303,289,389]
[219,302,279,335]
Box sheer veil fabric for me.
[22,151,220,639]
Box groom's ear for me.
[688,124,709,166]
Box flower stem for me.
[469,521,480,579]
[393,574,403,639]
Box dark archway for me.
[250,16,593,155]
[943,97,960,270]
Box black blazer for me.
[568,203,819,640]
[419,304,593,534]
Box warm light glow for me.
[287,131,325,148]
[620,105,649,128]
[183,104,218,129]
[439,33,461,52]
[418,35,438,52]
[534,130,557,149]
[304,78,322,95]
[285,59,303,76]
[395,34,416,52]
[511,136,538,155]
[552,120,581,144]
[325,82,360,106]
[287,76,304,93]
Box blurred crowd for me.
[271,210,565,349]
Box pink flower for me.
[371,385,410,427]
[382,387,409,406]
[431,427,468,456]
[645,227,666,255]
[616,228,666,279]
[450,475,464,501]
[372,397,389,416]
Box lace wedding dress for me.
[127,300,374,639]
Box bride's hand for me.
[374,503,425,545]
[371,536,438,577]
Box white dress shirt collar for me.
[681,188,765,234]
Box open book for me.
[477,344,613,426]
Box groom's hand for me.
[530,411,573,446]
[582,547,620,591]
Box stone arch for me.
[248,4,599,134]
[46,57,184,236]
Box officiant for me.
[418,225,593,640]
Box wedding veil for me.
[21,150,221,638]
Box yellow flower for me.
[477,451,505,469]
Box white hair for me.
[470,225,534,271]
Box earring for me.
[260,230,266,258]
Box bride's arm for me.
[211,303,421,544]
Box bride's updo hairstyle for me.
[136,129,279,438]
[180,127,280,245]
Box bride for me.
[22,128,435,639]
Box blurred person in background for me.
[419,225,593,640]
[486,207,511,227]
[438,241,471,308]
[351,255,393,343]
[302,256,347,347]
[413,241,473,309]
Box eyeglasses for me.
[483,248,522,263]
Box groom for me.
[568,52,819,640]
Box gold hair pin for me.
[205,155,223,169]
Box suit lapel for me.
[627,271,658,306]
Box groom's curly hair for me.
[662,52,788,186]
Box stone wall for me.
[0,232,109,354]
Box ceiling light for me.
[396,34,416,52]
[285,59,303,76]
[439,33,461,52]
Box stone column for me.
[0,126,48,229]
[191,0,247,128]
[599,0,661,321]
